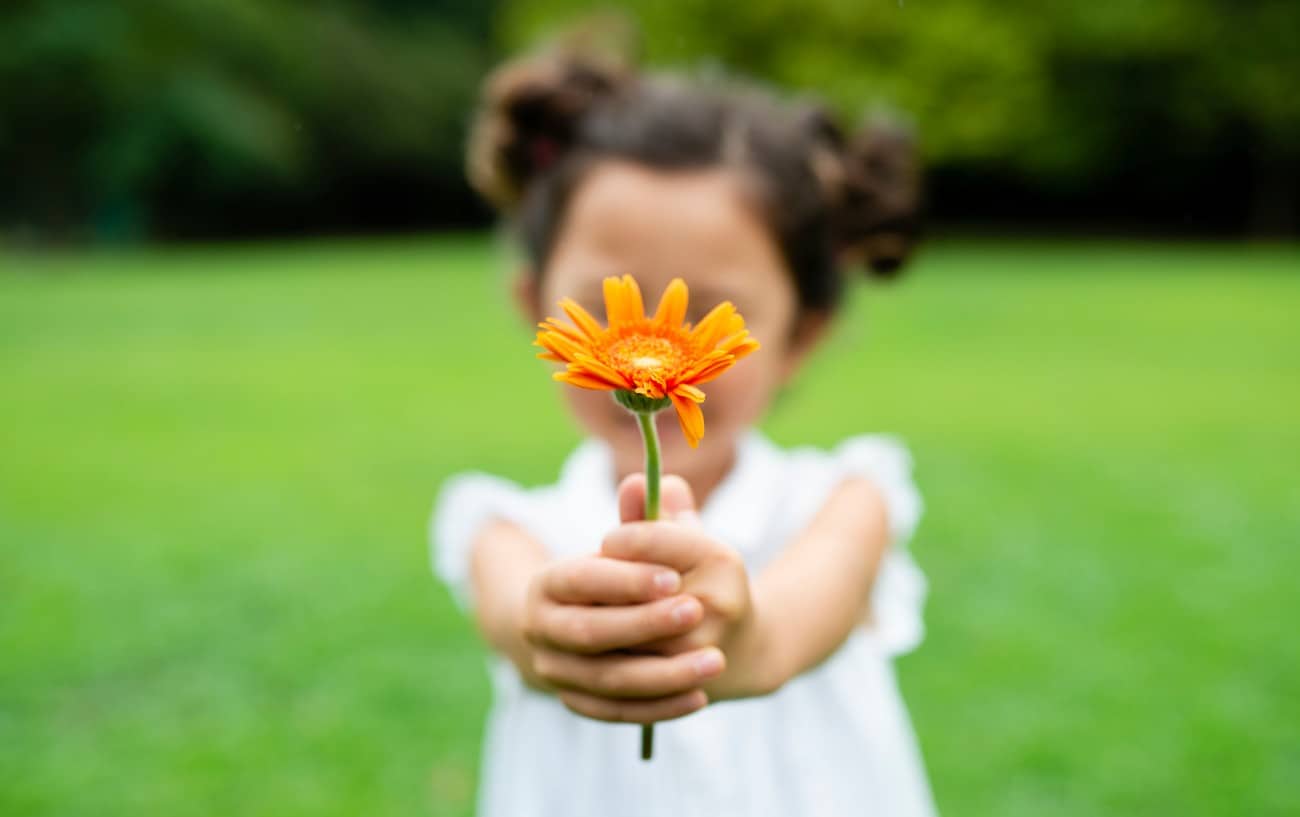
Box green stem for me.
[635,410,661,521]
[634,409,660,761]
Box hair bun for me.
[827,119,922,278]
[466,51,631,211]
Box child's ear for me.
[513,270,543,323]
[780,309,831,382]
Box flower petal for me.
[652,278,689,327]
[539,318,587,344]
[554,370,619,391]
[690,302,738,348]
[603,275,644,328]
[535,329,587,363]
[560,299,606,340]
[688,361,734,385]
[718,331,760,360]
[669,391,705,448]
[678,350,731,383]
[544,275,757,413]
[673,383,706,403]
[572,353,634,390]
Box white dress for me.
[431,429,937,817]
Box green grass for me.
[2,236,1297,816]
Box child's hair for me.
[466,45,922,314]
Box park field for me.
[2,237,1298,815]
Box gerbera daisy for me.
[535,275,760,448]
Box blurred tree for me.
[501,0,1300,234]
[1,0,1295,240]
[0,0,496,241]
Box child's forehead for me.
[561,275,745,306]
[544,161,793,309]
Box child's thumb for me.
[659,475,700,525]
[616,473,700,525]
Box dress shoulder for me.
[830,434,924,545]
[429,471,536,614]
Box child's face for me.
[531,161,822,483]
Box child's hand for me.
[600,474,774,703]
[519,549,726,724]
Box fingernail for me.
[653,570,681,594]
[675,509,702,527]
[693,650,723,677]
[672,598,699,625]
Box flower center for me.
[607,335,680,373]
[602,330,696,398]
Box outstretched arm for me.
[461,473,891,723]
[748,476,889,690]
[467,520,549,686]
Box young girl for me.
[432,45,934,817]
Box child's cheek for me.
[562,387,621,438]
[700,357,776,437]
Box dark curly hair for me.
[466,45,922,314]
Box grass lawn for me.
[2,236,1297,816]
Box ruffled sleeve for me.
[832,435,929,656]
[429,472,535,615]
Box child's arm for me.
[744,476,889,690]
[462,472,890,724]
[599,474,890,703]
[467,520,727,722]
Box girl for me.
[432,44,934,817]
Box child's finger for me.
[543,556,682,604]
[619,627,716,658]
[558,687,709,725]
[617,473,647,522]
[530,594,703,654]
[602,519,725,573]
[532,645,724,699]
[617,473,699,524]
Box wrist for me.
[709,584,788,701]
[495,569,549,689]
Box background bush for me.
[2,0,1296,241]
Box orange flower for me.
[535,275,760,448]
